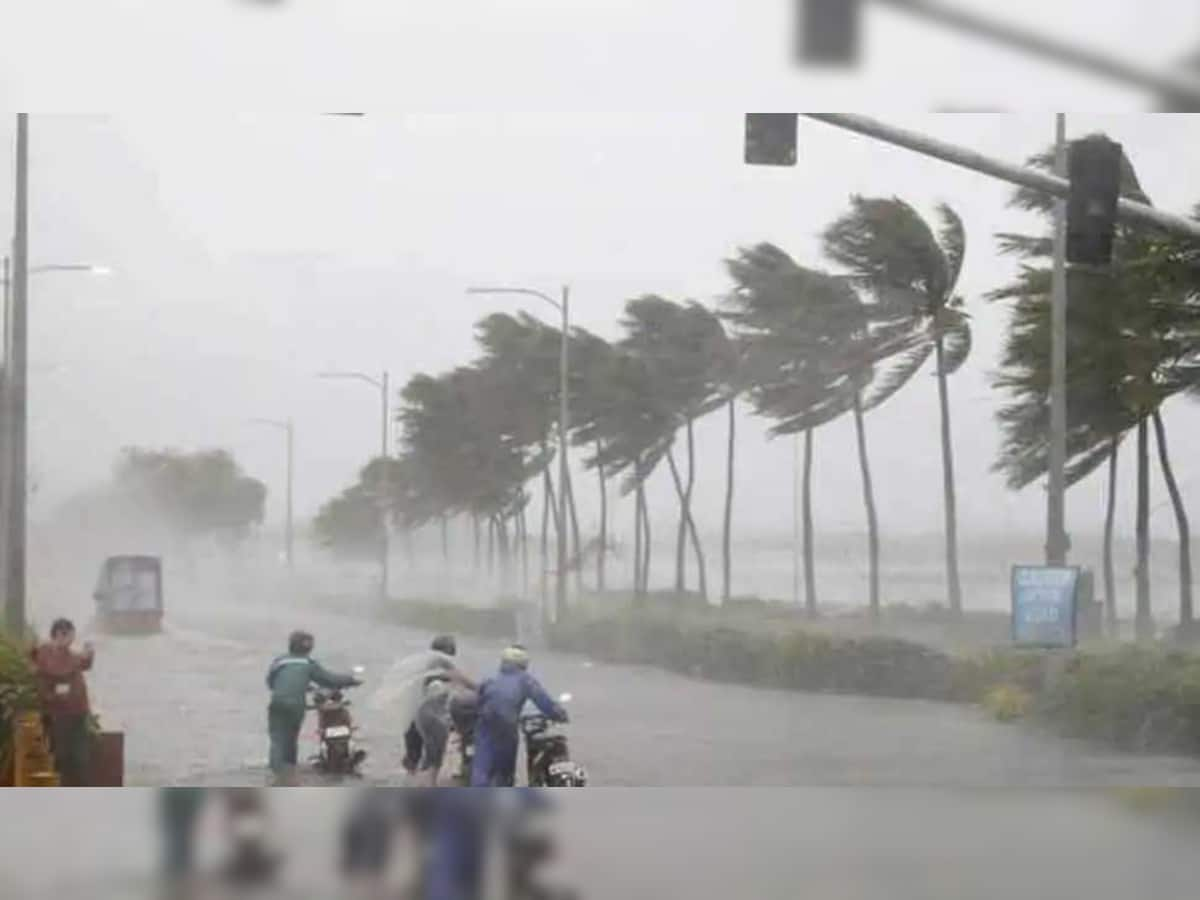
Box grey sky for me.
[3,112,1200,550]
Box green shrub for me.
[1038,646,1200,753]
[1,630,39,779]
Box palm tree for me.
[724,244,897,619]
[823,197,973,617]
[991,140,1200,638]
[619,296,728,601]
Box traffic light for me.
[1067,136,1123,267]
[744,114,798,166]
[796,0,862,65]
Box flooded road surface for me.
[76,592,1200,788]
[2,789,1199,899]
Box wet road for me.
[74,589,1200,788]
[2,789,1199,899]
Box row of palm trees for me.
[315,194,975,622]
[314,139,1200,634]
[991,139,1200,638]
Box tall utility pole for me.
[5,114,29,638]
[557,288,570,623]
[318,370,391,602]
[466,285,572,623]
[1047,114,1070,566]
[250,418,295,569]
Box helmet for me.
[288,630,315,656]
[501,644,530,669]
[431,634,457,656]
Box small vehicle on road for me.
[92,555,164,635]
[308,667,367,777]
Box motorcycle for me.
[521,693,586,787]
[308,665,368,777]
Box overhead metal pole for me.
[802,114,1200,240]
[6,114,28,638]
[869,0,1200,105]
[1047,114,1069,566]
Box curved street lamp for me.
[466,285,571,623]
[317,370,391,602]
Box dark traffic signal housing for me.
[1067,136,1124,267]
[745,114,798,166]
[796,0,862,65]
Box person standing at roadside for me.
[32,618,95,786]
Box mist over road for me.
[71,580,1200,788]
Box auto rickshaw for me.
[93,555,164,634]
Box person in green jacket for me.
[266,630,360,783]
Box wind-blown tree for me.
[823,197,973,618]
[619,296,729,602]
[725,244,918,620]
[991,140,1200,638]
[568,328,625,592]
[396,364,542,597]
[115,447,266,546]
[473,312,582,593]
[584,343,678,599]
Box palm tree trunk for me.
[803,428,817,617]
[686,418,703,598]
[852,392,881,623]
[441,515,449,563]
[667,447,708,602]
[521,501,531,600]
[640,474,653,596]
[722,398,735,603]
[487,516,496,578]
[633,474,644,599]
[596,445,608,593]
[675,435,689,594]
[473,515,481,573]
[1135,418,1153,641]
[1103,438,1119,634]
[1153,411,1193,634]
[934,337,964,617]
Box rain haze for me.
[3,8,1200,899]
[4,113,1200,610]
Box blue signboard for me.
[1011,565,1080,648]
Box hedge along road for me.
[79,589,1200,787]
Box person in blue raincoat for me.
[470,645,567,787]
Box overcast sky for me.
[3,4,1200,546]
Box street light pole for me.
[557,287,570,624]
[1047,114,1070,566]
[5,113,29,638]
[380,371,390,605]
[466,285,572,623]
[318,370,391,603]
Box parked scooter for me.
[309,665,368,777]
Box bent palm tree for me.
[823,197,973,617]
